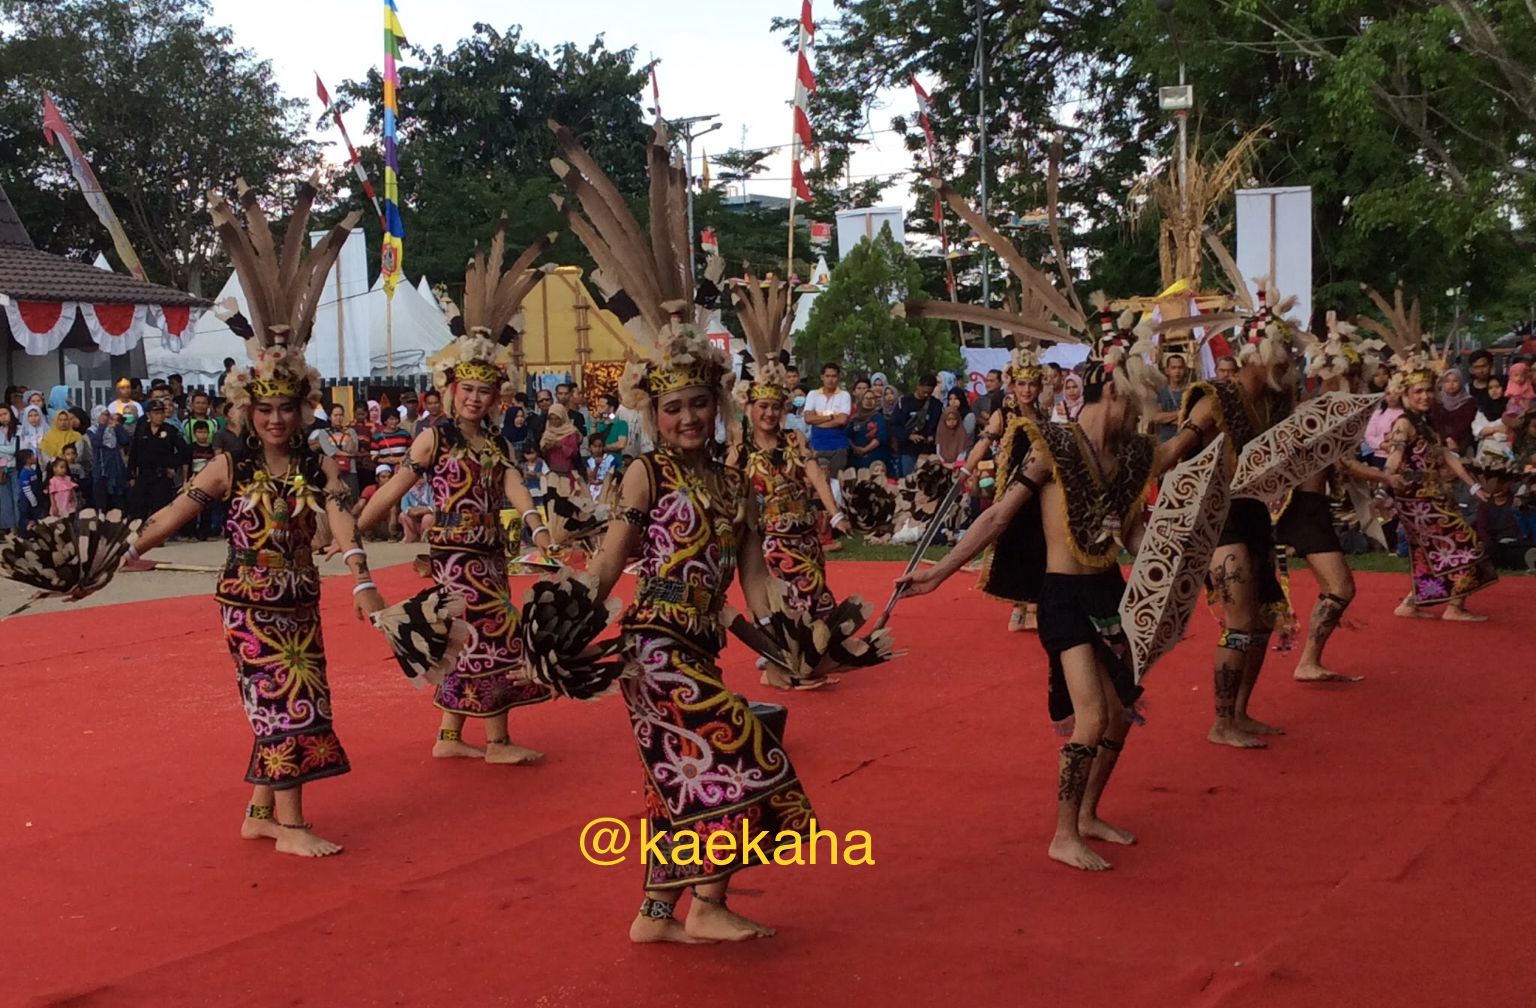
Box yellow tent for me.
[516,267,643,388]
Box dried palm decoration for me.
[1129,127,1266,289]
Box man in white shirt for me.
[803,362,852,474]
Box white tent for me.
[145,226,450,383]
[369,274,452,376]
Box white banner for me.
[960,347,1010,396]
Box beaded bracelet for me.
[342,548,368,563]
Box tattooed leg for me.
[1235,632,1284,735]
[1049,645,1113,871]
[1209,628,1266,749]
[1295,553,1361,681]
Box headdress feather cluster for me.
[731,271,795,409]
[430,218,556,404]
[548,120,731,424]
[208,175,361,427]
[1357,285,1439,392]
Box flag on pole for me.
[911,76,957,298]
[40,92,147,281]
[650,63,662,119]
[790,0,815,202]
[316,74,384,226]
[381,0,407,299]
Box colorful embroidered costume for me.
[425,428,552,716]
[1392,411,1497,605]
[217,454,349,789]
[620,450,814,889]
[1002,419,1154,729]
[742,433,834,619]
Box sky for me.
[206,0,916,209]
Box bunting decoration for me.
[790,0,815,203]
[315,74,383,226]
[40,92,147,281]
[381,0,407,299]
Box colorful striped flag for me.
[380,0,407,299]
[790,0,815,203]
[316,74,384,226]
[40,92,147,281]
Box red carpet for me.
[3,562,1532,1007]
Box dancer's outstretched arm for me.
[500,468,555,555]
[318,455,385,620]
[357,429,434,530]
[132,452,232,557]
[586,460,648,605]
[897,450,1051,595]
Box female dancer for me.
[553,120,814,943]
[727,359,849,689]
[121,185,373,857]
[360,331,556,763]
[585,341,812,942]
[963,349,1048,631]
[1386,362,1498,620]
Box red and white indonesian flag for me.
[790,0,815,202]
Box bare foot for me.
[1048,834,1113,871]
[485,741,543,765]
[1442,607,1488,622]
[240,815,280,841]
[685,900,775,941]
[274,826,343,857]
[1236,717,1285,736]
[432,738,486,759]
[1393,603,1434,619]
[1294,664,1363,683]
[630,915,714,944]
[1078,816,1137,845]
[1208,723,1269,749]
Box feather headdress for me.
[1202,230,1304,387]
[1005,345,1044,385]
[1357,285,1439,391]
[1305,312,1366,386]
[208,175,361,427]
[429,218,555,403]
[548,120,731,424]
[731,271,795,407]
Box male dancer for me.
[1161,316,1296,749]
[900,349,1163,871]
[1276,334,1401,681]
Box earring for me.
[244,432,260,452]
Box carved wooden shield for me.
[1119,435,1233,682]
[1229,392,1379,511]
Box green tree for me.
[794,1,1536,334]
[332,26,651,293]
[796,223,959,387]
[0,0,314,293]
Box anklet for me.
[247,803,274,820]
[638,898,676,920]
[278,821,313,830]
[486,737,512,746]
[438,728,462,742]
[690,888,727,908]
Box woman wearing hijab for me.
[0,403,20,530]
[1050,373,1085,423]
[945,388,975,438]
[18,404,48,455]
[1433,370,1478,455]
[847,387,891,471]
[39,409,89,469]
[539,402,583,543]
[86,406,129,511]
[1504,361,1534,412]
[935,405,969,464]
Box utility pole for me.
[1155,1,1191,216]
[975,0,990,347]
[664,114,723,270]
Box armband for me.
[181,484,214,507]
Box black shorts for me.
[1038,570,1143,727]
[1275,490,1341,556]
[1213,498,1285,609]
